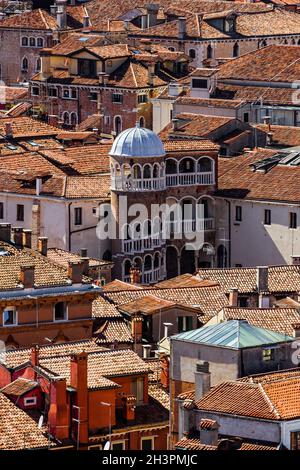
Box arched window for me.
[144,255,152,271]
[166,159,177,175]
[35,58,41,72]
[198,157,213,172]
[21,57,28,71]
[233,42,239,58]
[37,37,44,48]
[124,259,132,276]
[189,48,196,59]
[139,116,145,128]
[70,112,78,126]
[217,245,228,268]
[102,250,112,261]
[62,111,70,126]
[29,37,36,47]
[114,116,122,135]
[207,44,213,59]
[143,164,152,179]
[21,36,28,46]
[179,158,195,174]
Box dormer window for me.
[78,59,96,77]
[54,302,68,322]
[224,18,235,33]
[192,78,208,89]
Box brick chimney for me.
[5,122,13,138]
[146,3,159,27]
[12,227,23,247]
[194,361,211,401]
[160,354,170,391]
[70,352,88,445]
[19,265,35,288]
[68,261,84,284]
[129,266,141,284]
[256,266,268,293]
[22,229,32,249]
[122,394,136,422]
[199,418,219,446]
[147,62,155,87]
[30,344,39,367]
[131,314,143,350]
[37,236,48,256]
[178,17,186,39]
[292,255,300,266]
[48,377,69,440]
[228,288,238,307]
[0,223,11,242]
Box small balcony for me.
[122,236,164,254]
[166,171,214,187]
[166,156,215,187]
[166,218,215,235]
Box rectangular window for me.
[90,92,98,101]
[31,87,40,96]
[243,112,249,123]
[111,441,125,450]
[3,307,17,326]
[24,397,37,406]
[235,205,242,222]
[290,212,297,229]
[192,78,208,89]
[78,59,96,77]
[291,431,300,450]
[178,316,193,333]
[264,209,271,225]
[112,93,123,104]
[48,87,57,97]
[74,207,82,226]
[262,348,274,361]
[54,302,67,322]
[141,437,154,450]
[16,204,24,222]
[138,94,148,104]
[0,202,3,219]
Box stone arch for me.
[166,245,179,279]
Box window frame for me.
[111,440,126,450]
[290,212,297,229]
[24,396,37,406]
[3,307,17,327]
[0,202,3,219]
[262,348,274,362]
[235,205,242,222]
[140,436,155,450]
[74,207,83,226]
[16,204,24,222]
[112,93,123,104]
[53,302,68,323]
[264,209,271,225]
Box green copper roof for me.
[171,320,294,349]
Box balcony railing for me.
[166,218,215,235]
[166,171,214,187]
[111,176,165,191]
[122,237,164,254]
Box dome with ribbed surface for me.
[109,123,165,158]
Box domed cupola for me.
[109,123,165,158]
[110,123,166,192]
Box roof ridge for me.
[259,382,281,419]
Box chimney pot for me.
[256,266,269,293]
[31,344,39,367]
[178,17,187,39]
[12,227,23,247]
[142,344,151,359]
[80,248,88,258]
[5,122,13,138]
[199,418,219,446]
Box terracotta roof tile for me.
[220,306,300,336]
[0,392,49,450]
[93,319,133,344]
[218,45,300,83]
[216,150,300,203]
[197,264,300,294]
[160,113,234,139]
[0,116,59,139]
[1,377,38,396]
[0,9,58,30]
[175,437,277,450]
[47,248,111,269]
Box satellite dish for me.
[38,415,44,429]
[103,441,110,450]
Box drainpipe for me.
[68,202,72,252]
